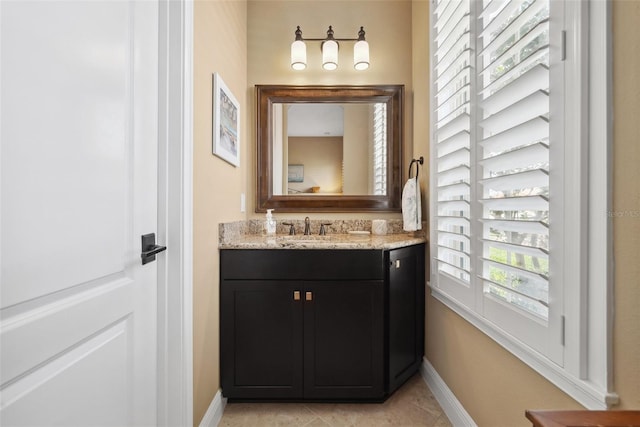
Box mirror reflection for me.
[256,85,403,213]
[272,103,387,196]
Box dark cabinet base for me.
[220,244,425,402]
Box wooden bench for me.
[526,410,640,427]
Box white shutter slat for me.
[480,195,548,211]
[436,257,471,275]
[437,199,470,211]
[479,0,508,20]
[436,2,468,45]
[483,239,548,258]
[480,141,548,174]
[436,86,471,122]
[439,245,471,261]
[438,182,470,199]
[480,0,547,52]
[483,258,548,282]
[438,215,470,228]
[437,147,470,172]
[435,0,462,30]
[436,66,471,101]
[437,165,470,186]
[479,169,549,191]
[438,104,471,129]
[438,229,471,242]
[436,24,471,70]
[479,116,548,154]
[482,279,549,309]
[479,90,548,134]
[438,260,471,279]
[481,218,548,234]
[436,50,472,90]
[437,130,470,157]
[480,0,520,40]
[436,113,470,139]
[480,18,550,76]
[481,64,548,114]
[439,238,471,255]
[480,47,549,97]
[436,83,471,112]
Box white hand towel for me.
[402,177,422,231]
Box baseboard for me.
[198,389,227,427]
[420,358,477,427]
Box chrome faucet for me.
[304,217,311,235]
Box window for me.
[430,0,615,408]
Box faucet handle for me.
[319,223,332,236]
[282,222,296,235]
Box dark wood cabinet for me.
[387,244,425,394]
[220,244,424,401]
[303,281,384,399]
[220,280,303,399]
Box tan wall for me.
[419,1,640,426]
[193,1,247,425]
[611,0,640,409]
[288,136,343,193]
[247,0,413,220]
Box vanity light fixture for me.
[290,25,370,71]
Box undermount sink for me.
[271,233,371,246]
[276,235,335,242]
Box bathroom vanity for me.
[220,234,425,402]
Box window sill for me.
[429,285,618,410]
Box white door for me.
[1,1,160,425]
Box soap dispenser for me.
[265,209,276,235]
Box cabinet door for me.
[303,281,384,400]
[220,281,303,399]
[388,244,425,393]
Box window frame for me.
[428,0,616,409]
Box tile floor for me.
[219,373,452,427]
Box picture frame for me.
[288,164,304,182]
[212,73,240,167]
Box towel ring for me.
[408,156,424,179]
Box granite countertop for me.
[219,232,425,250]
[219,219,426,250]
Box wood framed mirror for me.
[256,85,404,212]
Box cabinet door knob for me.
[305,291,313,301]
[294,290,301,301]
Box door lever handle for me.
[141,233,167,265]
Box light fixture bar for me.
[290,25,370,71]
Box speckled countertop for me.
[219,219,426,250]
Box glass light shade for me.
[291,40,307,70]
[353,40,369,70]
[322,40,338,71]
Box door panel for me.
[2,320,131,426]
[0,1,159,425]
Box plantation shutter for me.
[431,0,560,357]
[477,0,551,325]
[432,0,474,306]
[372,103,387,195]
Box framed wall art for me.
[212,73,240,166]
[288,164,304,182]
